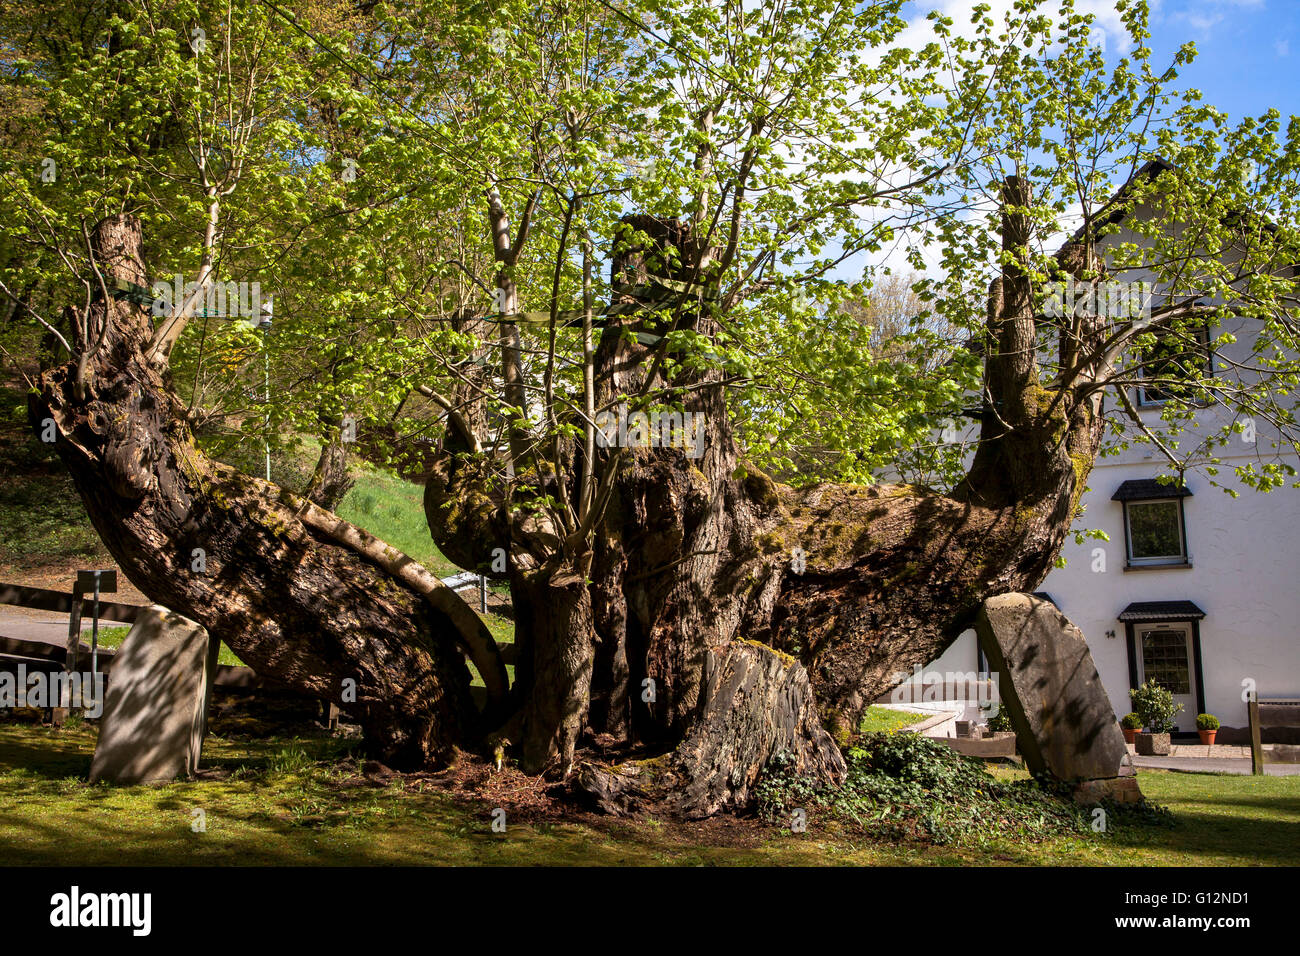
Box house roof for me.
[1064,158,1175,247]
[1110,478,1192,502]
[1061,156,1286,255]
[1118,600,1206,622]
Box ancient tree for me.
[7,0,1300,816]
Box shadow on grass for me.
[2,725,1296,866]
[1108,809,1300,865]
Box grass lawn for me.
[859,705,927,734]
[334,463,459,578]
[468,614,516,688]
[0,385,112,571]
[0,723,1294,866]
[92,626,245,667]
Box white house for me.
[922,163,1300,740]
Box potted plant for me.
[985,705,1015,739]
[1129,680,1183,755]
[1196,713,1220,746]
[1121,712,1143,744]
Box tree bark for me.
[30,214,507,767]
[305,424,354,511]
[44,185,1108,815]
[427,201,1106,810]
[512,568,595,776]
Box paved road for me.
[0,607,128,648]
[1131,755,1300,776]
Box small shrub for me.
[756,732,1103,846]
[1121,712,1143,730]
[1196,713,1220,731]
[986,706,1013,733]
[1129,680,1183,733]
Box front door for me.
[1136,623,1198,733]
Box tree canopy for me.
[3,0,1299,794]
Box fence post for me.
[1248,694,1264,775]
[64,582,84,671]
[56,584,87,725]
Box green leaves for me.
[3,0,1297,510]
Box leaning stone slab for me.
[975,593,1137,802]
[89,606,218,785]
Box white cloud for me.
[894,0,1133,54]
[1160,0,1265,40]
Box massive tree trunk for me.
[30,214,508,767]
[43,182,1105,817]
[426,192,1106,812]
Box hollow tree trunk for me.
[426,195,1106,814]
[31,214,507,767]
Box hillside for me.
[0,375,475,602]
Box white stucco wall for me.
[1039,458,1300,732]
[912,194,1300,732]
[919,459,1300,734]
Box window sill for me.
[1124,560,1193,571]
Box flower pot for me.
[1123,728,1138,744]
[1135,732,1171,756]
[1198,729,1217,746]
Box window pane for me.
[1142,326,1209,404]
[1141,629,1191,695]
[1129,500,1183,559]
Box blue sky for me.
[901,1,1299,120]
[1143,0,1298,119]
[860,1,1300,276]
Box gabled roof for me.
[1110,478,1192,502]
[1065,158,1176,247]
[1118,600,1206,622]
[1063,156,1285,253]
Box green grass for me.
[0,385,110,569]
[468,613,516,687]
[92,626,244,667]
[859,705,927,734]
[334,462,459,577]
[0,723,1294,866]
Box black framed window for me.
[1114,480,1193,569]
[1137,321,1212,407]
[1139,627,1193,694]
[1126,499,1187,565]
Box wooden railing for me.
[1249,696,1300,774]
